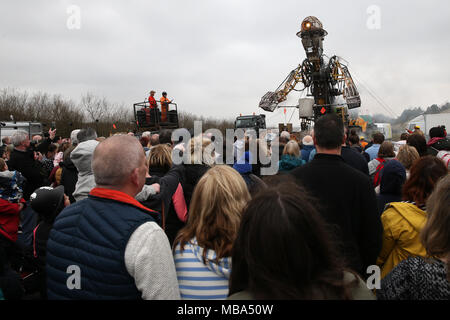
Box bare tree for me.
[81,92,109,123]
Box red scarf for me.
[89,188,159,214]
[427,137,444,146]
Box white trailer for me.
[407,113,450,137]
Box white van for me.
[374,123,392,140]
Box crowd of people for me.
[0,113,449,300]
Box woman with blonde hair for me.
[137,144,186,246]
[173,165,250,300]
[396,144,420,178]
[278,140,305,173]
[182,136,215,210]
[378,174,450,299]
[147,143,173,171]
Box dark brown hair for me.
[348,134,360,146]
[407,133,427,157]
[63,145,76,161]
[400,133,409,141]
[229,178,359,299]
[314,114,344,149]
[372,132,385,144]
[0,158,6,171]
[377,141,395,158]
[47,143,58,154]
[139,136,150,148]
[402,156,447,206]
[57,142,71,154]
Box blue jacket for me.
[365,144,381,161]
[46,188,160,300]
[301,145,315,162]
[233,151,252,174]
[233,152,256,189]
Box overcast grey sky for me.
[1,0,449,126]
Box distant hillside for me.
[367,102,450,125]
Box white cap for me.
[70,129,81,145]
[302,135,314,146]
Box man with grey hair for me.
[301,134,315,162]
[271,130,291,159]
[71,128,99,201]
[76,127,97,143]
[8,130,50,200]
[150,133,159,147]
[46,135,180,300]
[8,130,53,248]
[280,130,291,141]
[144,133,160,157]
[141,131,151,138]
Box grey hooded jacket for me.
[70,140,99,202]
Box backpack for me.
[372,158,386,187]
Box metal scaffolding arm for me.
[259,62,307,112]
[329,56,361,109]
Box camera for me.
[29,140,39,152]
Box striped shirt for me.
[402,200,426,211]
[173,238,231,300]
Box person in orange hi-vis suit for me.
[148,90,157,109]
[160,91,172,122]
[360,137,368,149]
[146,90,157,124]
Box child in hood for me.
[0,158,26,247]
[0,159,25,203]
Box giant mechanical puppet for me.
[259,16,361,130]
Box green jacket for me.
[278,155,305,173]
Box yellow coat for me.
[376,202,427,279]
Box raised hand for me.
[49,128,57,140]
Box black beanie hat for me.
[30,185,65,220]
